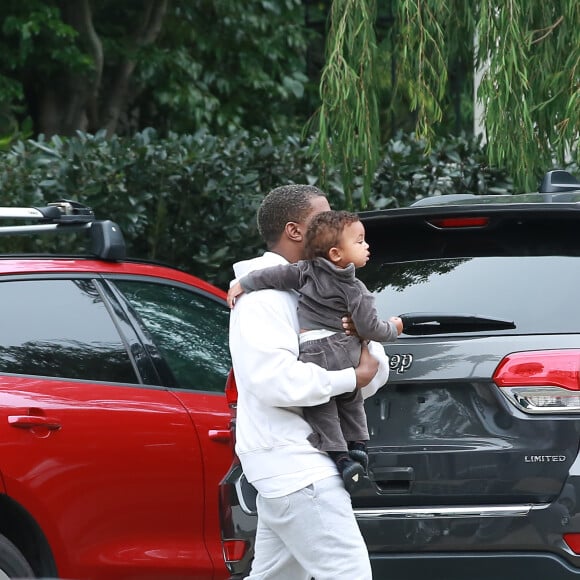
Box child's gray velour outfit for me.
[238,256,398,453]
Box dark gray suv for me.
[220,169,580,580]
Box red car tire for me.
[0,534,34,579]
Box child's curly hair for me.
[304,210,360,261]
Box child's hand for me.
[227,282,245,308]
[389,316,403,335]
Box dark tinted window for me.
[114,280,230,392]
[361,256,580,334]
[0,279,138,382]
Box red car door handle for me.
[208,429,231,443]
[8,415,61,431]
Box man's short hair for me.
[304,210,359,260]
[257,185,327,248]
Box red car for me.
[0,202,232,579]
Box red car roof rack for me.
[0,200,126,261]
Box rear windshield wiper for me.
[400,312,516,335]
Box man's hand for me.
[227,281,245,308]
[342,315,358,337]
[354,342,379,389]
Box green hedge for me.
[0,129,518,289]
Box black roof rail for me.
[0,200,126,261]
[539,170,580,194]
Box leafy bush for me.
[0,129,539,289]
[368,132,514,209]
[0,129,325,287]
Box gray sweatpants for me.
[247,475,372,580]
[299,332,369,451]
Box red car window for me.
[113,279,231,392]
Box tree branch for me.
[531,16,564,45]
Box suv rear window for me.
[361,211,580,336]
[362,256,580,335]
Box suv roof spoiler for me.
[539,170,580,194]
[410,170,580,208]
[0,200,126,261]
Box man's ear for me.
[328,246,342,264]
[285,221,304,242]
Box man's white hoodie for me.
[229,252,390,498]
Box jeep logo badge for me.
[389,354,413,374]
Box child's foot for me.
[348,449,369,473]
[340,459,366,493]
[332,453,366,494]
[348,441,369,473]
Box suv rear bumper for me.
[220,463,580,579]
[369,552,580,580]
[226,553,580,580]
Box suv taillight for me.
[222,539,247,565]
[493,350,580,413]
[224,370,238,451]
[564,533,580,554]
[225,370,238,410]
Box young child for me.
[227,210,403,492]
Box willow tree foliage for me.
[318,0,579,201]
[477,1,579,190]
[310,0,380,208]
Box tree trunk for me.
[100,0,169,136]
[36,0,103,137]
[34,0,168,138]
